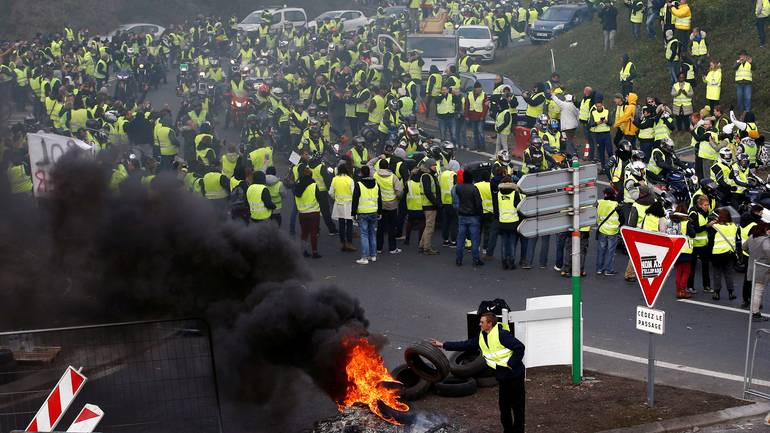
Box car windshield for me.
[540,7,575,22]
[457,28,490,39]
[315,11,343,20]
[407,37,457,58]
[242,13,265,24]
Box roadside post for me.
[621,227,686,407]
[517,161,598,385]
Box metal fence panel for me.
[0,319,222,433]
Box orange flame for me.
[337,337,410,424]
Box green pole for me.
[571,158,582,385]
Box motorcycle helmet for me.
[308,118,320,129]
[406,127,419,140]
[660,137,674,153]
[199,121,212,134]
[384,141,396,154]
[430,145,443,160]
[631,149,645,162]
[388,98,399,111]
[318,111,329,121]
[537,113,549,129]
[307,103,318,118]
[737,153,750,169]
[404,114,417,127]
[497,149,511,163]
[442,141,455,152]
[617,139,632,155]
[700,178,718,195]
[353,136,366,147]
[309,126,321,139]
[549,119,559,131]
[628,160,646,178]
[718,147,733,164]
[529,134,543,147]
[85,119,101,130]
[103,110,118,123]
[272,87,284,97]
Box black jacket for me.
[351,178,383,216]
[421,171,439,210]
[444,324,526,381]
[453,183,483,216]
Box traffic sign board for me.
[519,187,598,217]
[67,404,104,432]
[517,164,598,194]
[621,227,687,308]
[26,366,87,432]
[636,306,665,335]
[518,206,597,238]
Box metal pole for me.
[571,158,582,385]
[647,332,655,407]
[744,261,758,398]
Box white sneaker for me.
[356,258,369,265]
[370,256,377,262]
[390,248,402,254]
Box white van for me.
[237,7,307,32]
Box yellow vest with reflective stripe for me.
[475,181,493,213]
[407,179,424,211]
[619,62,633,81]
[496,110,513,135]
[296,183,320,213]
[375,172,397,202]
[155,125,177,156]
[705,69,721,101]
[736,62,753,82]
[693,212,708,247]
[579,98,592,121]
[734,165,749,193]
[712,223,737,254]
[597,199,620,235]
[691,39,707,56]
[221,153,239,178]
[267,182,282,212]
[357,182,379,214]
[479,325,513,369]
[633,202,650,227]
[7,164,32,194]
[350,147,369,169]
[249,147,273,171]
[665,40,680,62]
[437,93,455,115]
[438,171,455,205]
[311,165,328,192]
[642,213,660,232]
[679,220,693,254]
[590,109,610,133]
[498,190,520,223]
[202,172,227,199]
[468,91,485,113]
[369,94,386,124]
[647,148,665,175]
[672,82,692,108]
[741,222,757,256]
[630,4,644,23]
[698,131,718,160]
[525,92,544,117]
[331,175,353,203]
[247,184,271,220]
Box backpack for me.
[477,298,512,331]
[229,182,248,210]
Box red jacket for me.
[464,92,489,121]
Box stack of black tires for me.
[390,341,496,401]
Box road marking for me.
[466,149,612,186]
[677,298,770,318]
[584,345,770,386]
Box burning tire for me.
[448,350,486,378]
[404,341,450,383]
[390,364,431,401]
[432,376,478,397]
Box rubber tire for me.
[404,341,450,383]
[449,350,486,379]
[390,364,431,401]
[433,376,478,397]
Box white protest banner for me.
[27,133,93,197]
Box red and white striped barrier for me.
[66,404,104,433]
[26,366,87,432]
[583,140,590,160]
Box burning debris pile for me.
[309,405,467,433]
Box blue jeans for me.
[525,234,550,267]
[485,219,500,257]
[593,132,612,169]
[737,83,752,113]
[456,215,481,262]
[469,120,485,150]
[454,117,466,148]
[596,232,619,273]
[358,213,378,259]
[645,12,657,38]
[438,115,455,141]
[500,229,520,260]
[555,231,569,268]
[667,61,678,84]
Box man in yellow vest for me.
[246,170,276,223]
[671,72,693,132]
[688,194,713,293]
[419,159,441,255]
[352,165,382,264]
[629,0,644,40]
[439,160,460,248]
[670,0,691,47]
[432,312,526,433]
[703,60,722,110]
[465,82,488,151]
[618,54,636,96]
[587,94,613,170]
[735,50,753,113]
[523,82,546,128]
[374,158,404,254]
[757,0,770,48]
[154,117,181,171]
[596,188,620,275]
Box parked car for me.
[376,33,459,79]
[105,23,165,42]
[307,10,371,33]
[529,4,590,43]
[457,25,496,62]
[459,72,527,126]
[237,7,307,33]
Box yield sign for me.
[621,227,687,308]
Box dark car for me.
[529,4,590,43]
[459,72,527,126]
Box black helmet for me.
[404,114,417,126]
[618,139,632,154]
[353,135,365,146]
[430,145,442,159]
[700,178,718,195]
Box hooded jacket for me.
[613,92,639,136]
[351,177,383,216]
[376,168,404,211]
[492,182,523,230]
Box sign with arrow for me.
[517,164,598,195]
[517,206,597,238]
[518,188,598,217]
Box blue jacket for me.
[443,324,525,381]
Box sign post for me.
[517,162,598,385]
[621,227,686,407]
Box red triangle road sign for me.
[74,406,100,423]
[621,227,687,308]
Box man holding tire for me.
[431,313,526,433]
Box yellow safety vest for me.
[296,183,320,213]
[498,190,520,223]
[438,171,455,205]
[579,98,593,122]
[202,172,227,199]
[619,62,634,81]
[712,223,737,254]
[475,181,493,214]
[437,93,455,115]
[311,164,328,192]
[665,40,680,62]
[468,91,485,113]
[697,131,718,160]
[350,147,369,169]
[691,39,708,56]
[630,4,644,23]
[155,125,177,156]
[369,94,386,124]
[654,118,671,141]
[525,92,544,118]
[597,199,620,235]
[267,182,282,212]
[692,212,708,247]
[221,153,239,178]
[736,62,753,82]
[331,175,353,204]
[741,222,757,257]
[633,202,650,228]
[374,172,397,202]
[247,184,271,220]
[679,220,693,254]
[496,110,513,135]
[357,182,379,214]
[590,109,610,133]
[479,325,513,369]
[647,148,665,175]
[407,179,424,211]
[672,82,692,108]
[704,69,721,101]
[7,164,32,194]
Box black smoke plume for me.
[0,150,369,432]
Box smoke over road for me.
[0,150,371,432]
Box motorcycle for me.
[135,63,151,103]
[227,94,250,129]
[658,167,698,204]
[176,62,195,96]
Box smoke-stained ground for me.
[0,150,370,432]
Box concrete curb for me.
[597,401,770,433]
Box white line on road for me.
[677,299,770,318]
[584,345,770,387]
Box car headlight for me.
[235,101,243,107]
[553,24,565,31]
[485,43,495,50]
